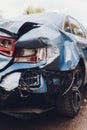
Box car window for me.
[69,17,85,38]
[64,19,71,33]
[81,24,87,39]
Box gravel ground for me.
[0,88,87,130]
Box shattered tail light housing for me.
[14,48,47,63]
[0,37,16,57]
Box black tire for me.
[56,64,84,118]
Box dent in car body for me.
[15,23,80,71]
[0,13,86,97]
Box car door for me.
[64,16,87,59]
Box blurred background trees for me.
[25,6,44,14]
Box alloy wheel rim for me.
[72,68,83,108]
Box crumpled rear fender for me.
[15,23,80,71]
[15,23,62,49]
[60,40,80,71]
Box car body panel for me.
[0,13,65,33]
[0,13,86,115]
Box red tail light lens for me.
[0,37,16,57]
[14,48,47,63]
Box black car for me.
[0,12,87,117]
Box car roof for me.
[0,12,66,33]
[15,12,66,25]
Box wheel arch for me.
[62,57,85,96]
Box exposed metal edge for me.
[0,107,54,114]
[0,28,17,38]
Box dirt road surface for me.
[0,88,87,130]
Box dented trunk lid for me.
[0,17,41,70]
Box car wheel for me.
[56,64,84,118]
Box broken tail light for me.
[0,37,16,57]
[14,48,47,63]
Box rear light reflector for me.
[0,37,16,57]
[14,48,47,63]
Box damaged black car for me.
[0,12,87,117]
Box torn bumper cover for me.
[0,62,73,100]
[0,61,47,94]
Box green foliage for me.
[26,6,44,14]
